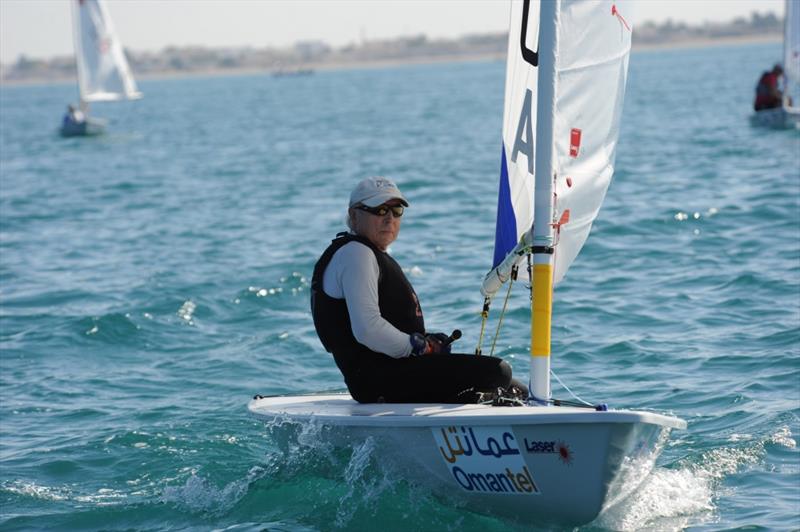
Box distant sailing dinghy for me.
[60,0,142,137]
[751,0,800,129]
[250,1,685,526]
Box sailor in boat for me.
[311,176,527,404]
[754,64,787,111]
[63,104,85,127]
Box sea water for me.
[1,41,798,531]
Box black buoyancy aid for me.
[310,233,425,373]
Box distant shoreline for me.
[633,33,780,52]
[0,34,781,88]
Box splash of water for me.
[596,430,777,530]
[161,465,266,515]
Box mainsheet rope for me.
[489,264,518,357]
[472,253,605,410]
[475,261,523,356]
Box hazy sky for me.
[0,0,785,64]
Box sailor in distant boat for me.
[63,104,85,126]
[311,176,526,404]
[754,64,786,111]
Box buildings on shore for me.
[1,12,782,84]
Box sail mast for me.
[530,0,559,403]
[785,0,789,108]
[784,0,799,110]
[70,0,85,109]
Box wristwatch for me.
[409,332,428,356]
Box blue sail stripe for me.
[492,142,518,269]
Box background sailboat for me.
[249,0,685,526]
[60,0,142,137]
[751,0,799,128]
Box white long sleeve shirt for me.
[321,241,413,358]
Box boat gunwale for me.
[247,394,687,429]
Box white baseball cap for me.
[349,176,409,208]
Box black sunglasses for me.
[355,204,404,218]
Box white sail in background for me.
[490,0,633,287]
[72,0,142,103]
[784,0,800,107]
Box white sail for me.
[785,0,800,106]
[72,0,142,103]
[489,0,633,288]
[490,0,539,273]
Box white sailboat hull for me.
[750,106,800,129]
[249,394,685,526]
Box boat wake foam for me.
[596,426,792,530]
[597,466,714,531]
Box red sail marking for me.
[553,209,570,235]
[569,128,581,158]
[551,209,570,269]
[611,4,631,32]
